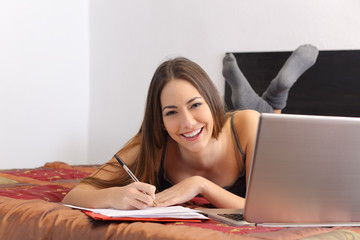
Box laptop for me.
[199,113,360,227]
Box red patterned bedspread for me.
[1,162,360,240]
[0,162,98,202]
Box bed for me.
[1,162,360,239]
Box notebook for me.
[199,113,360,227]
[64,204,208,223]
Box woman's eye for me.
[191,102,202,109]
[165,111,176,116]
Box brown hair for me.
[82,57,227,189]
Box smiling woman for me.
[62,57,260,210]
[160,79,214,152]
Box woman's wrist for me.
[193,175,209,196]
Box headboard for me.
[224,50,360,117]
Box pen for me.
[114,154,158,206]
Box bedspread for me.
[1,162,360,240]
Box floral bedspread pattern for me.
[0,162,98,202]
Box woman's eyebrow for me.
[186,96,202,105]
[162,105,177,112]
[162,96,202,112]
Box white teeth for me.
[183,128,202,138]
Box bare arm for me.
[62,182,156,209]
[155,175,245,208]
[62,146,157,210]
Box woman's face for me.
[160,79,214,153]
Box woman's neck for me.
[177,139,220,171]
[165,119,239,186]
[175,121,231,173]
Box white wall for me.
[1,1,360,168]
[0,1,89,169]
[88,0,360,164]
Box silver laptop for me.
[199,113,360,227]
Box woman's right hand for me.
[106,182,157,210]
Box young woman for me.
[62,57,260,210]
[63,46,318,210]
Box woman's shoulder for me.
[229,110,260,139]
[232,109,260,124]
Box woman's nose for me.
[181,110,196,128]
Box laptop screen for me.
[244,113,360,225]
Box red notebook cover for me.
[82,210,206,223]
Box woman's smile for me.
[181,127,204,140]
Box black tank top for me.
[157,114,247,198]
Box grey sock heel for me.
[262,44,319,110]
[223,53,273,113]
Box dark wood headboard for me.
[224,50,360,117]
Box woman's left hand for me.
[155,176,206,207]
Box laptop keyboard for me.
[218,213,244,221]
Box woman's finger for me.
[131,182,156,199]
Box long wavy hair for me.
[82,57,228,189]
